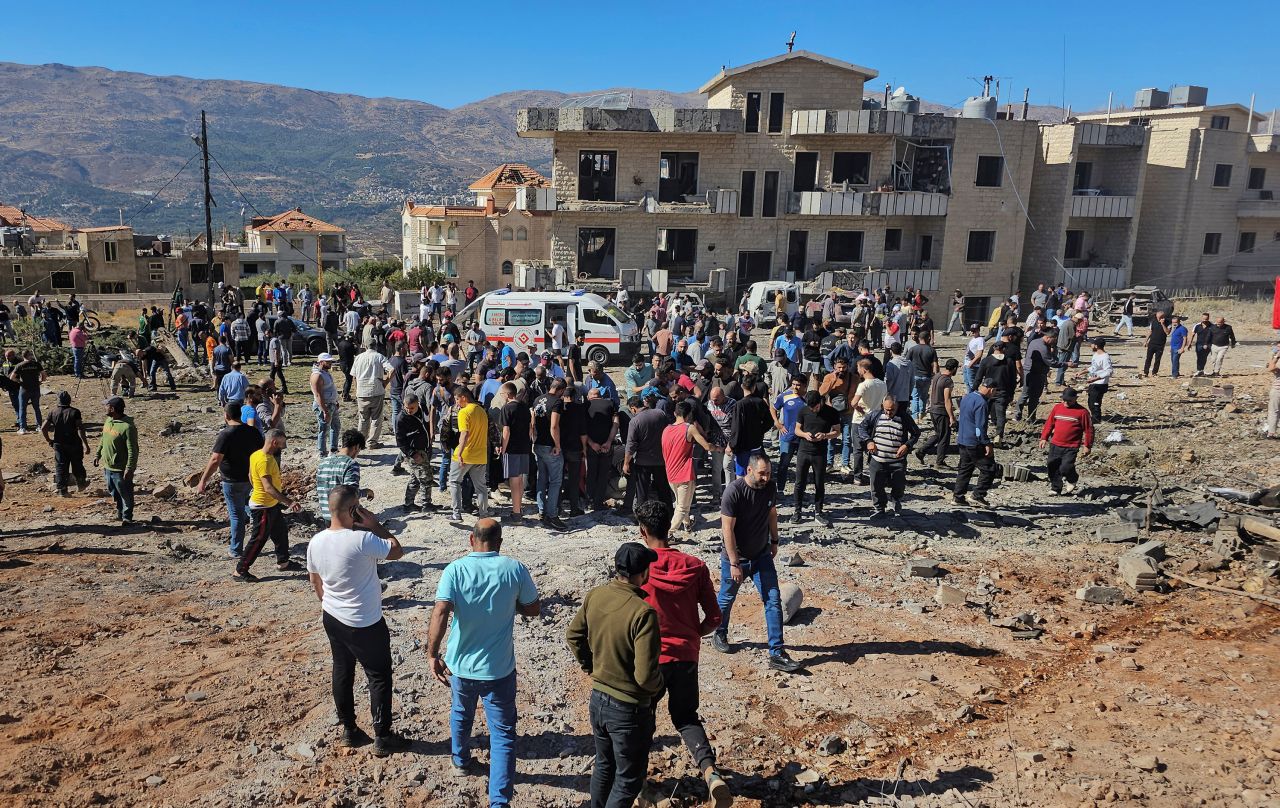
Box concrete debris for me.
[783,552,806,567]
[1132,540,1166,561]
[1096,523,1141,543]
[952,704,975,723]
[1016,751,1045,763]
[1118,553,1160,590]
[902,601,929,615]
[933,584,967,607]
[1104,430,1125,444]
[1076,585,1125,605]
[793,767,822,785]
[780,582,804,624]
[1011,629,1044,640]
[818,734,847,756]
[153,483,178,500]
[999,463,1035,483]
[906,558,942,578]
[1130,754,1161,772]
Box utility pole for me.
[199,111,215,308]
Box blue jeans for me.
[451,672,517,807]
[438,447,453,491]
[776,436,795,493]
[911,373,930,418]
[534,444,564,517]
[963,365,977,392]
[1170,348,1182,378]
[72,346,85,378]
[221,480,252,555]
[1054,348,1072,385]
[389,395,402,442]
[104,469,134,521]
[825,413,853,466]
[315,403,340,456]
[716,550,784,655]
[17,387,41,430]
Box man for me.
[624,353,654,396]
[587,360,620,407]
[711,452,802,673]
[1141,310,1171,378]
[1030,282,1049,315]
[963,324,985,392]
[427,519,540,806]
[1040,387,1093,496]
[848,358,887,483]
[976,335,1018,446]
[336,333,358,401]
[386,341,412,474]
[1190,312,1214,376]
[548,315,567,357]
[307,485,410,757]
[633,501,732,806]
[234,429,304,582]
[1207,316,1237,377]
[530,377,568,527]
[772,325,802,371]
[231,312,252,362]
[450,386,491,524]
[267,328,289,395]
[351,342,393,447]
[311,353,342,457]
[792,390,841,526]
[218,359,249,408]
[858,394,920,517]
[944,290,965,336]
[315,429,375,522]
[98,396,138,524]
[566,542,663,808]
[1114,293,1137,337]
[499,382,534,520]
[41,391,90,496]
[1266,342,1280,439]
[728,376,772,477]
[623,392,673,509]
[196,402,266,557]
[883,343,913,410]
[770,375,808,496]
[1015,331,1058,422]
[662,399,713,537]
[68,321,88,379]
[11,349,46,433]
[584,387,619,511]
[559,385,589,518]
[904,331,939,418]
[949,379,996,508]
[916,358,958,468]
[1085,338,1113,422]
[1169,315,1189,379]
[394,394,439,513]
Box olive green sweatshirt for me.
[98,414,138,473]
[566,579,662,704]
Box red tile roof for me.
[248,207,345,234]
[0,203,71,233]
[405,205,490,218]
[468,163,550,191]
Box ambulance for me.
[456,289,641,366]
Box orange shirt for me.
[205,335,217,359]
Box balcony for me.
[1238,198,1280,218]
[515,186,557,211]
[1069,194,1135,218]
[1077,123,1146,147]
[788,190,948,216]
[790,109,956,139]
[516,107,742,137]
[1248,133,1280,153]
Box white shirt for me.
[306,528,392,628]
[350,348,393,398]
[1088,352,1113,386]
[551,322,566,351]
[966,336,986,366]
[343,309,360,334]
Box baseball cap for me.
[316,352,336,362]
[614,542,658,576]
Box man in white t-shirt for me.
[848,357,888,481]
[549,317,567,356]
[964,325,986,392]
[306,485,410,757]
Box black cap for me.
[614,542,658,576]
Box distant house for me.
[0,203,75,249]
[401,163,552,291]
[239,207,348,277]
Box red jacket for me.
[1041,402,1093,448]
[641,547,722,664]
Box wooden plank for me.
[1241,517,1280,544]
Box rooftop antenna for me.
[785,31,796,53]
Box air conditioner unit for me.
[619,268,642,290]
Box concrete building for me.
[400,163,552,291]
[1075,97,1273,289]
[0,203,75,249]
[239,208,347,277]
[517,50,1040,323]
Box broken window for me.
[51,271,76,289]
[976,156,1003,187]
[577,227,616,278]
[1212,164,1232,188]
[762,171,779,218]
[659,152,699,203]
[103,241,118,262]
[966,231,995,262]
[1238,232,1256,253]
[831,152,870,186]
[739,171,756,218]
[826,231,864,262]
[657,228,698,281]
[745,92,762,133]
[1202,233,1221,255]
[793,153,818,192]
[786,231,808,276]
[1064,230,1084,261]
[1073,161,1093,192]
[578,151,617,201]
[190,262,225,284]
[767,92,785,134]
[884,228,902,252]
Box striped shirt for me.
[871,417,907,464]
[315,454,361,520]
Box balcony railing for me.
[1238,198,1280,218]
[788,190,948,216]
[1069,195,1135,218]
[517,107,742,136]
[790,109,956,139]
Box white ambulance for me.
[456,289,641,366]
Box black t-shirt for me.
[908,344,938,376]
[388,356,409,398]
[585,397,618,444]
[532,394,563,447]
[501,400,532,454]
[720,477,778,559]
[567,344,584,376]
[212,423,265,482]
[13,359,43,391]
[858,353,885,380]
[802,328,824,361]
[44,405,82,448]
[795,404,841,455]
[1148,323,1168,347]
[560,399,587,451]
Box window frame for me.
[766,91,785,134]
[51,271,77,290]
[1212,164,1232,188]
[744,91,762,134]
[501,260,514,276]
[739,170,756,218]
[103,241,118,263]
[577,226,617,279]
[966,230,996,263]
[793,152,819,193]
[831,151,871,186]
[288,237,304,251]
[975,155,1004,188]
[658,151,700,203]
[1202,232,1221,255]
[1247,167,1266,191]
[825,230,865,263]
[515,226,528,241]
[577,150,618,202]
[761,171,780,218]
[507,308,542,327]
[1064,229,1084,261]
[884,228,903,252]
[1210,115,1230,131]
[1238,231,1256,253]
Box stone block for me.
[934,584,968,607]
[1096,523,1140,543]
[1132,540,1166,561]
[780,582,804,624]
[1118,553,1160,588]
[1076,585,1125,605]
[906,558,942,578]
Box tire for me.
[307,336,327,356]
[586,345,610,366]
[83,314,102,332]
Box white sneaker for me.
[1062,482,1077,494]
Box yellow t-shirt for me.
[453,403,489,466]
[249,449,283,508]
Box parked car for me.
[1099,286,1175,325]
[267,315,330,356]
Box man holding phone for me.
[307,485,411,757]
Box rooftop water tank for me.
[887,87,920,114]
[1134,88,1169,109]
[1169,85,1208,107]
[961,96,997,120]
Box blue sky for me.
[7,0,1278,113]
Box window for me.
[501,260,514,275]
[656,228,697,280]
[739,171,756,218]
[103,241,118,262]
[291,264,305,273]
[658,152,699,202]
[484,307,505,327]
[745,92,762,133]
[403,222,409,241]
[577,227,616,279]
[98,282,126,294]
[289,238,304,251]
[966,231,996,262]
[1239,232,1256,253]
[1210,115,1230,131]
[976,156,1003,187]
[190,262,225,284]
[11,264,20,274]
[581,307,616,327]
[1202,233,1221,255]
[149,267,166,282]
[825,231,864,262]
[1212,164,1232,188]
[762,171,779,218]
[11,277,21,289]
[501,227,514,241]
[447,224,457,241]
[265,237,273,247]
[793,152,819,192]
[884,228,902,252]
[1248,167,1266,190]
[578,150,617,201]
[446,258,458,278]
[1073,161,1093,191]
[786,231,808,275]
[508,309,542,326]
[515,227,528,241]
[831,152,871,186]
[1064,230,1084,261]
[51,272,76,290]
[767,92,785,134]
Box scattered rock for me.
[818,734,846,755]
[1076,585,1124,605]
[1050,738,1074,752]
[1130,754,1161,771]
[906,558,942,578]
[780,582,803,624]
[933,584,968,607]
[153,483,178,500]
[42,505,54,513]
[1119,552,1160,590]
[952,704,975,723]
[793,768,821,785]
[144,775,165,787]
[1095,523,1140,543]
[185,691,207,702]
[294,742,316,761]
[783,552,806,567]
[1016,751,1045,764]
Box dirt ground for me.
[1,298,1278,808]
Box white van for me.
[746,281,800,325]
[456,289,641,366]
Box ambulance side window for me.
[484,308,505,327]
[581,307,613,327]
[508,310,542,326]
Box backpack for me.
[439,404,460,450]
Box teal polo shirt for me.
[435,552,538,680]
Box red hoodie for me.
[641,547,722,664]
[1041,402,1093,448]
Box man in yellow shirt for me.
[449,386,490,523]
[234,428,303,582]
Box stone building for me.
[400,163,552,290]
[239,208,348,277]
[517,50,1040,324]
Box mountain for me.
[0,62,1060,255]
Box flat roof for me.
[697,50,878,95]
[1076,103,1264,123]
